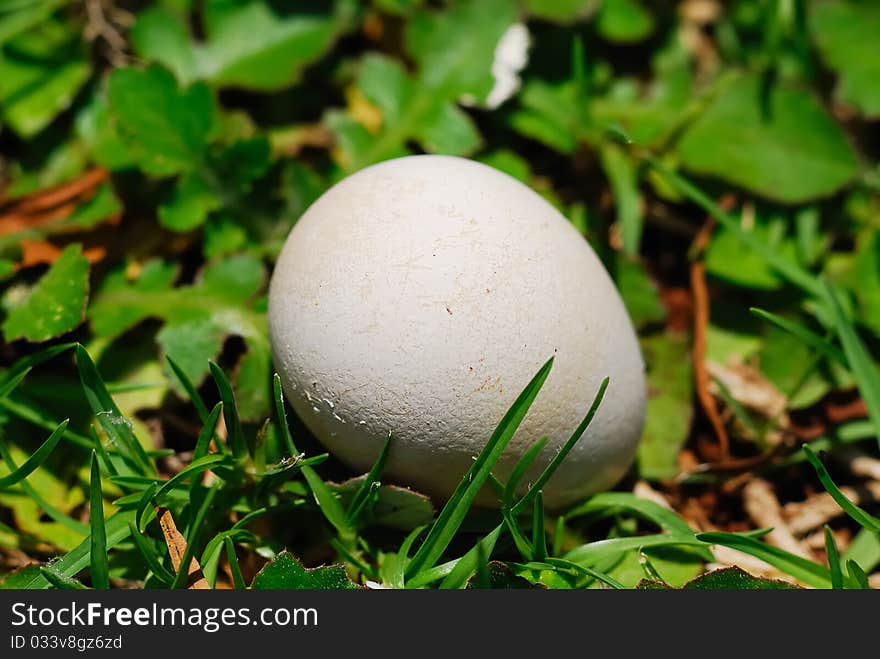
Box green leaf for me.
[251,551,359,589]
[810,1,880,118]
[596,0,654,43]
[600,142,643,256]
[821,282,880,449]
[439,524,504,589]
[416,102,482,155]
[803,445,880,533]
[706,220,799,291]
[824,526,843,590]
[334,0,515,170]
[273,374,351,536]
[39,566,89,590]
[696,532,831,589]
[405,357,554,580]
[158,173,221,232]
[636,333,694,480]
[89,451,109,589]
[3,245,89,343]
[7,510,135,589]
[131,1,348,91]
[615,255,666,330]
[681,566,798,590]
[107,65,218,176]
[76,344,153,476]
[0,419,67,489]
[0,19,90,137]
[90,256,269,419]
[209,362,247,458]
[854,232,880,335]
[676,74,859,203]
[523,0,595,23]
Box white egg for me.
[268,155,646,509]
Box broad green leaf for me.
[89,256,269,419]
[334,0,515,170]
[597,0,654,43]
[75,94,134,170]
[637,333,693,480]
[107,65,218,176]
[696,532,831,588]
[158,173,221,231]
[810,1,880,118]
[330,477,435,531]
[676,74,859,203]
[706,219,798,291]
[0,19,90,137]
[615,256,666,330]
[251,551,359,589]
[131,1,349,91]
[522,0,595,23]
[680,566,798,590]
[3,245,89,343]
[0,0,68,45]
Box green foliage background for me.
[0,0,879,590]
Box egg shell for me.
[268,155,646,509]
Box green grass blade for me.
[566,533,706,568]
[153,454,230,502]
[502,436,547,510]
[193,403,223,461]
[405,357,554,580]
[824,525,843,590]
[542,557,627,590]
[802,444,880,533]
[644,157,823,297]
[511,376,609,515]
[89,451,110,589]
[0,419,68,488]
[76,344,152,475]
[388,525,427,589]
[90,426,119,478]
[273,372,350,535]
[750,307,846,365]
[273,374,298,456]
[845,559,870,589]
[0,396,91,450]
[842,528,880,574]
[128,522,175,585]
[136,481,159,532]
[225,537,246,589]
[13,511,135,589]
[0,433,88,535]
[39,566,89,590]
[209,361,248,458]
[166,355,209,424]
[531,492,547,561]
[439,524,504,590]
[696,531,831,588]
[0,343,76,399]
[821,281,880,448]
[171,481,220,589]
[346,432,393,528]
